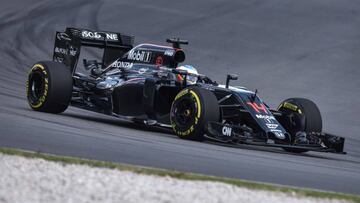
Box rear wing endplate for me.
[53,27,134,72]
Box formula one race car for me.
[26,27,345,154]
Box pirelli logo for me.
[283,102,298,111]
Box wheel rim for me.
[28,71,45,104]
[172,97,197,129]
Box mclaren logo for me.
[56,32,71,41]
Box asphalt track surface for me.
[1,0,360,195]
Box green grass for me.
[1,147,359,202]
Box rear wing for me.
[53,27,134,72]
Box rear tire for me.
[170,86,219,141]
[277,98,322,153]
[26,61,72,113]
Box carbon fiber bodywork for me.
[52,27,345,154]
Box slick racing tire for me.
[277,98,322,153]
[26,61,72,113]
[170,86,219,141]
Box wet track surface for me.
[1,0,360,194]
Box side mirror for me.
[226,74,238,88]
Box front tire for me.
[277,98,322,153]
[26,61,72,113]
[170,86,219,141]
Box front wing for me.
[205,121,346,154]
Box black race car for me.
[26,27,345,154]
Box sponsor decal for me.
[54,46,77,56]
[176,125,194,136]
[164,49,174,56]
[222,126,232,136]
[255,114,275,123]
[156,56,163,65]
[280,102,302,114]
[69,46,77,56]
[266,123,278,129]
[82,30,101,39]
[110,61,133,69]
[81,31,118,41]
[54,47,67,55]
[247,102,268,114]
[56,32,71,41]
[271,129,285,139]
[127,50,152,62]
[175,89,189,100]
[283,102,298,112]
[189,90,201,119]
[105,33,118,40]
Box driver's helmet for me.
[176,65,198,85]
